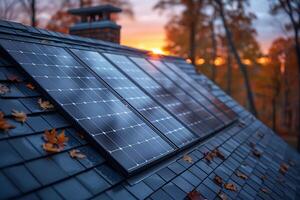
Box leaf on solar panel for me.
[7,75,22,83]
[260,175,267,182]
[26,83,35,90]
[214,175,223,186]
[0,84,10,95]
[204,148,225,163]
[0,112,15,132]
[11,109,27,123]
[224,183,237,192]
[279,163,289,175]
[38,98,54,110]
[235,171,248,180]
[183,154,193,163]
[217,191,227,200]
[187,190,204,200]
[261,188,269,193]
[69,149,86,159]
[43,129,68,153]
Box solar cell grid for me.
[164,62,237,119]
[71,49,198,148]
[0,40,175,174]
[102,53,223,137]
[148,59,232,124]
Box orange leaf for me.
[214,148,225,160]
[279,163,289,175]
[44,129,58,144]
[0,84,10,95]
[236,171,248,180]
[69,149,86,159]
[183,154,193,163]
[43,143,60,153]
[0,112,15,132]
[187,190,204,200]
[224,183,237,192]
[57,130,69,147]
[38,98,54,110]
[204,152,213,163]
[214,175,223,186]
[26,83,35,90]
[11,110,27,123]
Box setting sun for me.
[151,48,165,55]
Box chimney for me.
[68,4,122,43]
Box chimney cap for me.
[68,4,122,16]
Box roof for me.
[0,19,300,200]
[68,5,122,16]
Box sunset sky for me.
[119,0,289,54]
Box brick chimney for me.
[68,4,122,43]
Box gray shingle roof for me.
[0,20,300,200]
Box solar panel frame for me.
[101,53,226,138]
[69,48,199,148]
[0,39,178,175]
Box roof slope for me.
[0,20,299,200]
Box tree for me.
[271,0,300,151]
[215,0,257,116]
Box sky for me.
[119,0,289,54]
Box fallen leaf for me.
[43,143,60,153]
[43,129,67,153]
[214,175,223,186]
[260,175,267,182]
[26,83,35,90]
[214,149,225,160]
[279,163,289,175]
[183,154,193,163]
[224,183,237,192]
[69,149,86,159]
[11,110,27,123]
[0,112,15,132]
[187,190,205,200]
[7,75,21,82]
[204,152,213,163]
[252,149,262,158]
[38,98,54,110]
[261,188,269,193]
[236,171,248,180]
[217,191,227,200]
[0,84,10,95]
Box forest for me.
[1,0,299,150]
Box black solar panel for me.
[102,53,224,136]
[0,40,175,174]
[148,59,233,124]
[164,62,237,119]
[71,49,198,147]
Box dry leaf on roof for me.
[43,129,68,153]
[214,148,225,160]
[214,175,223,186]
[7,75,21,82]
[26,83,35,90]
[11,110,27,123]
[43,143,60,153]
[236,171,248,180]
[69,149,86,159]
[279,163,289,175]
[260,175,267,182]
[252,149,262,158]
[183,154,193,163]
[261,188,269,193]
[38,98,54,110]
[204,152,213,163]
[217,191,227,200]
[0,84,10,95]
[187,190,205,200]
[0,112,15,132]
[224,183,237,192]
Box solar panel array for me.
[0,39,237,175]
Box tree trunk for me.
[210,19,217,82]
[216,0,257,116]
[227,49,232,95]
[31,0,35,27]
[272,97,277,132]
[189,20,196,65]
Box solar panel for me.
[102,53,224,136]
[164,62,237,120]
[148,59,233,125]
[0,40,175,174]
[71,49,198,148]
